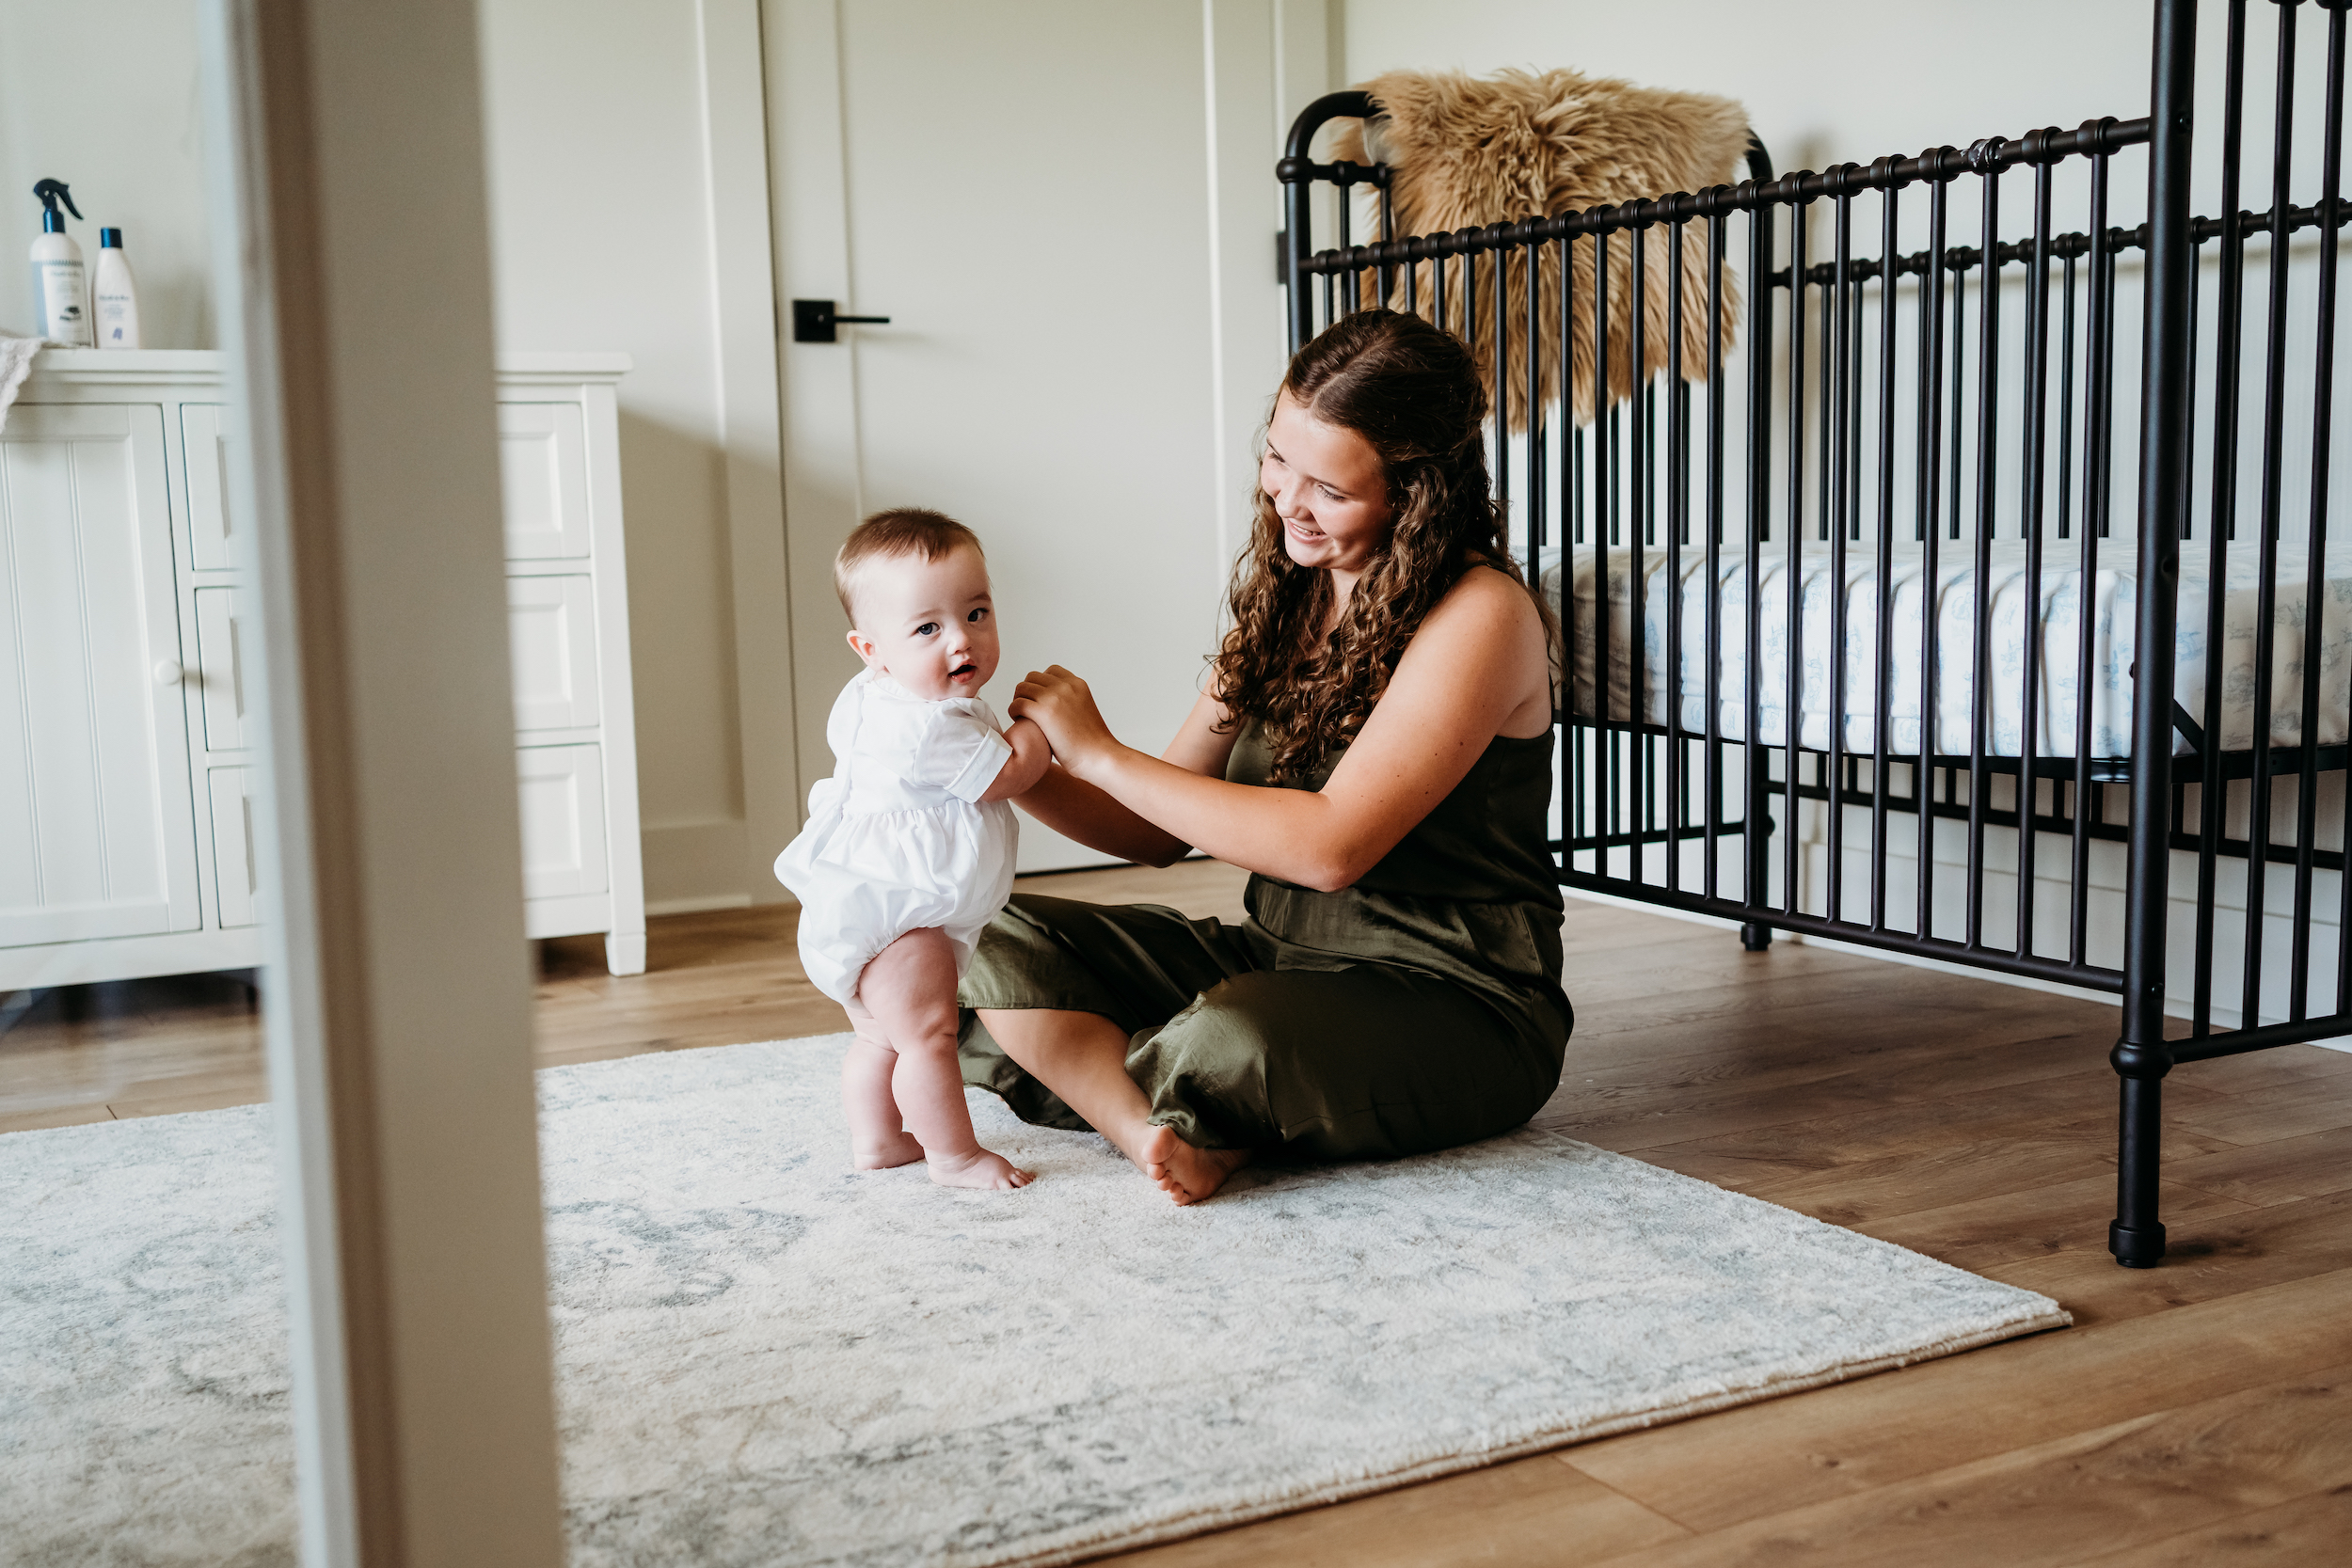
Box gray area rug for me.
[3,1035,2068,1567]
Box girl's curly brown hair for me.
[1211,310,1552,784]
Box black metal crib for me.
[1277,0,2351,1267]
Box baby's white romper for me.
[774,668,1019,1005]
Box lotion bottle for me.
[27,179,90,346]
[93,228,140,349]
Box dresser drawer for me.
[516,743,608,900]
[181,403,238,572]
[208,766,260,929]
[508,575,600,732]
[193,585,252,752]
[498,403,591,560]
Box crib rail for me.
[1279,0,2352,1265]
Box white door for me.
[0,402,202,947]
[771,0,1250,873]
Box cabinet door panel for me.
[182,403,238,572]
[508,575,600,731]
[516,744,608,900]
[498,403,590,560]
[193,585,251,752]
[209,767,260,929]
[0,403,201,945]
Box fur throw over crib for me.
[1330,69,1751,433]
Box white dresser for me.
[0,349,647,986]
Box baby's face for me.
[845,545,1001,701]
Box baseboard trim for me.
[644,893,757,918]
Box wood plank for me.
[2164,1123,2352,1207]
[1987,1193,2352,1329]
[1096,1453,1688,1568]
[108,1084,273,1119]
[1537,1026,2114,1159]
[2068,1485,2352,1565]
[1582,1362,2352,1568]
[2170,1070,2352,1149]
[0,1103,115,1132]
[1613,1073,2237,1216]
[1740,1113,2244,1230]
[1562,1269,2352,1534]
[1856,1173,2255,1274]
[2175,1041,2352,1097]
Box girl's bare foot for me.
[1139,1124,1250,1205]
[851,1131,925,1170]
[926,1148,1035,1190]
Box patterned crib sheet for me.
[1538,540,2352,757]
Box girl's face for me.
[845,545,1000,700]
[1259,392,1393,578]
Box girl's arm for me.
[978,717,1053,801]
[1009,688,1242,865]
[1011,567,1549,892]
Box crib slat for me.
[1966,151,2004,953]
[2294,2,2346,1022]
[1667,218,1688,897]
[1562,236,1586,873]
[2244,2,2299,1030]
[1828,186,1853,927]
[1785,194,1810,925]
[1920,170,1952,943]
[2074,146,2115,974]
[1745,190,1776,931]
[1595,230,1617,875]
[1629,225,1651,890]
[1706,211,1728,904]
[1869,183,1900,936]
[2188,110,2230,1025]
[2017,147,2057,963]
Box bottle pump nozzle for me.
[33,180,82,234]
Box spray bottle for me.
[28,180,90,346]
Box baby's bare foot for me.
[852,1131,926,1170]
[927,1148,1035,1190]
[1139,1123,1250,1206]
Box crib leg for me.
[2107,1042,2169,1268]
[1739,922,1773,952]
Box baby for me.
[775,508,1050,1190]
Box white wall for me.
[475,0,755,911]
[0,0,214,348]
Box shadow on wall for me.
[612,406,745,834]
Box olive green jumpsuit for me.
[956,719,1571,1160]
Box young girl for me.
[776,509,1051,1190]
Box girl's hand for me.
[1009,665,1120,779]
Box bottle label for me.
[35,260,90,345]
[96,290,140,348]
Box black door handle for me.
[792,299,891,343]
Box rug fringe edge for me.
[958,1306,2075,1568]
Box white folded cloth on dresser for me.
[0,334,43,435]
[1540,539,2352,759]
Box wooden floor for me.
[6,860,2351,1563]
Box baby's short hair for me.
[834,507,983,623]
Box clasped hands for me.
[1006,665,1122,784]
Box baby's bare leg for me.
[839,1003,924,1169]
[860,928,1034,1191]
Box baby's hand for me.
[978,716,1054,801]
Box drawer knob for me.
[154,658,185,688]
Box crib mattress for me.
[1540,540,2352,758]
